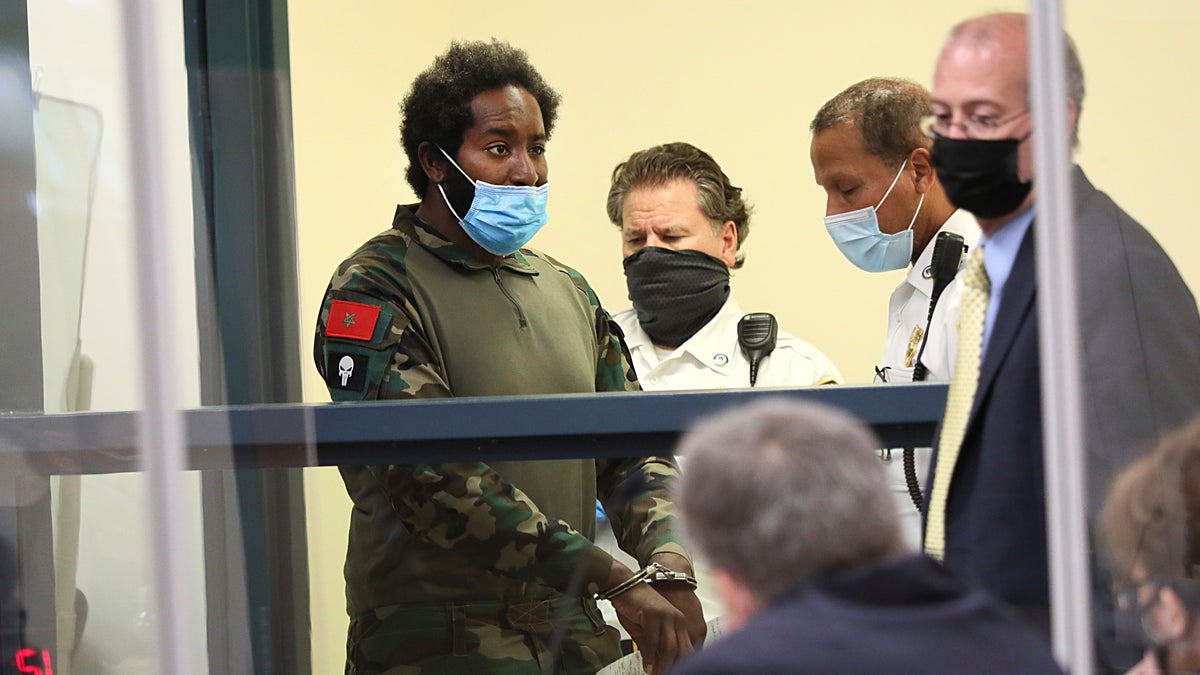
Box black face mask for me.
[931,135,1033,218]
[1114,604,1160,651]
[623,246,730,348]
[1113,605,1178,672]
[1113,577,1200,672]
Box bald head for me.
[945,11,1029,48]
[937,12,1084,146]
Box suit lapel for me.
[959,168,1089,435]
[969,225,1037,423]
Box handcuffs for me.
[595,562,698,601]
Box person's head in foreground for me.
[671,398,1065,675]
[1103,416,1200,674]
[676,398,905,628]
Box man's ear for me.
[418,141,447,185]
[1067,98,1080,144]
[909,147,936,193]
[713,569,762,631]
[719,220,739,269]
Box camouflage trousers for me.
[346,595,622,675]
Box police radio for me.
[737,313,778,388]
[910,232,967,382]
[905,231,967,510]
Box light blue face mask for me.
[824,159,924,273]
[437,146,550,256]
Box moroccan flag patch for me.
[325,299,381,341]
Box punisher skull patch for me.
[326,351,369,391]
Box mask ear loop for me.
[875,159,909,210]
[435,146,476,224]
[437,145,476,184]
[437,184,467,224]
[905,193,926,233]
[878,159,923,234]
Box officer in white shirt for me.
[599,142,840,640]
[607,142,842,392]
[809,78,979,547]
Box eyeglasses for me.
[920,109,1031,140]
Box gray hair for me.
[607,142,753,269]
[675,398,905,601]
[810,78,932,169]
[945,12,1086,147]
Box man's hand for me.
[609,583,692,675]
[603,560,693,675]
[647,551,706,647]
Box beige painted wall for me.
[289,2,1200,671]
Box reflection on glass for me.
[32,93,102,675]
[33,93,101,416]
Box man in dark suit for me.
[670,398,1062,675]
[921,11,1200,663]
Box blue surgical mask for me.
[437,146,550,256]
[824,159,924,273]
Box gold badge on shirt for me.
[904,325,924,367]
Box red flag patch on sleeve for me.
[325,299,382,341]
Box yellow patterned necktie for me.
[924,246,990,561]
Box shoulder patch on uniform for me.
[326,351,370,391]
[326,299,382,341]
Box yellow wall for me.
[289,2,1200,671]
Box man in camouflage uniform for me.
[314,40,703,675]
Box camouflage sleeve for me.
[596,455,690,566]
[378,462,614,595]
[315,257,615,593]
[550,262,692,566]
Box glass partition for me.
[2,1,1198,674]
[1062,2,1200,673]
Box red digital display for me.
[14,649,53,675]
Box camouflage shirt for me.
[315,204,689,615]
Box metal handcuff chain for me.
[595,562,698,601]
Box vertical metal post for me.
[183,0,310,670]
[1028,2,1094,672]
[0,0,42,415]
[0,1,56,669]
[119,1,200,673]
